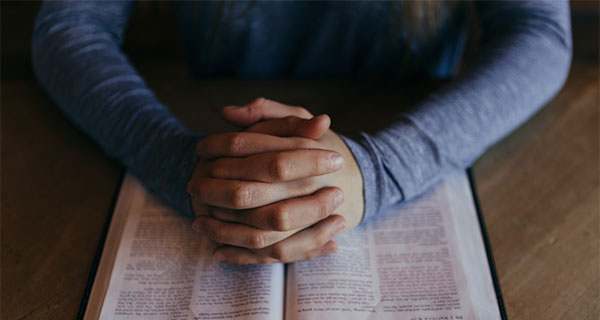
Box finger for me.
[196,132,319,159]
[188,177,320,209]
[213,240,338,265]
[244,114,330,140]
[221,97,313,127]
[192,215,296,249]
[250,215,346,263]
[209,187,344,231]
[208,149,344,182]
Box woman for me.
[32,1,571,264]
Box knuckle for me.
[230,184,251,209]
[249,231,268,249]
[226,133,246,155]
[284,115,299,127]
[315,229,331,247]
[208,161,226,178]
[270,207,290,231]
[268,156,290,181]
[270,244,287,261]
[252,97,267,107]
[248,97,267,113]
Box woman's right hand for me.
[188,101,348,263]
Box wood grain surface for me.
[2,2,598,320]
[473,63,599,319]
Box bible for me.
[81,171,505,319]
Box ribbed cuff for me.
[130,130,206,220]
[170,132,206,219]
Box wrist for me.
[339,134,381,224]
[314,131,363,232]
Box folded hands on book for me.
[187,98,364,264]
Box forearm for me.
[32,1,202,218]
[348,0,572,221]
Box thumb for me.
[245,114,331,140]
[221,98,313,128]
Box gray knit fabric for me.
[32,1,572,221]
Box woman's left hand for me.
[189,98,364,264]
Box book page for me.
[88,175,284,320]
[285,171,501,320]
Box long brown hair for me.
[402,1,447,41]
[400,1,470,45]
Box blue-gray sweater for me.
[32,1,572,221]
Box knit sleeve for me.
[32,1,204,219]
[345,0,572,221]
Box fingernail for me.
[333,190,344,207]
[213,252,225,262]
[330,153,345,169]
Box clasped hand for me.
[187,98,364,264]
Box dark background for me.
[1,2,598,320]
[2,1,599,81]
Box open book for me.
[82,171,505,320]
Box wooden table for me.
[2,1,599,315]
[2,58,598,319]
